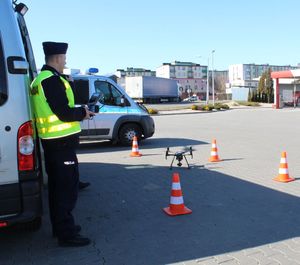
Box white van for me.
[70,71,155,145]
[0,1,42,229]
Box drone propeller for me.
[178,146,194,157]
[165,147,170,159]
[180,146,193,152]
[189,146,193,158]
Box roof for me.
[271,69,300,78]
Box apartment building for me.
[156,61,208,98]
[228,63,298,88]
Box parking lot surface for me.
[2,107,300,265]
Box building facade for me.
[228,64,298,88]
[156,61,208,99]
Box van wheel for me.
[119,123,141,146]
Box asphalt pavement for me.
[1,106,300,265]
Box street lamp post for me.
[197,55,210,104]
[206,58,209,104]
[212,50,215,106]
[293,78,296,108]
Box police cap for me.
[42,41,68,56]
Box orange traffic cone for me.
[163,172,192,216]
[274,151,294,183]
[208,139,221,162]
[130,136,142,157]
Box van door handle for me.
[7,56,28,74]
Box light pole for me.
[197,56,209,104]
[206,58,209,104]
[211,50,215,106]
[293,78,296,108]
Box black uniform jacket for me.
[40,65,86,149]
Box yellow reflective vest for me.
[30,70,81,139]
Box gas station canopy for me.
[271,69,300,108]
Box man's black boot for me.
[79,181,90,190]
[58,234,91,247]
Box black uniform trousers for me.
[42,138,79,240]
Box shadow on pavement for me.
[78,137,207,154]
[77,161,300,264]
[1,161,300,265]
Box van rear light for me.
[17,121,34,171]
[0,222,8,228]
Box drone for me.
[165,146,193,169]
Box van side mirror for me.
[115,95,125,107]
[120,95,125,106]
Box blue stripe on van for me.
[99,106,143,114]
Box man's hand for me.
[84,106,95,120]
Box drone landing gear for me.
[169,154,191,170]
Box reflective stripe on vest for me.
[30,70,81,139]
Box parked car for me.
[70,71,155,146]
[183,96,198,102]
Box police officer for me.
[30,41,94,247]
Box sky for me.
[23,0,300,75]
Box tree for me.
[252,90,257,102]
[265,68,274,103]
[258,72,266,95]
[257,68,274,103]
[248,89,252,102]
[214,75,227,93]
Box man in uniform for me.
[30,41,94,247]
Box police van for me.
[69,69,155,146]
[0,1,42,229]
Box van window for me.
[94,81,123,106]
[72,79,89,105]
[0,37,8,106]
